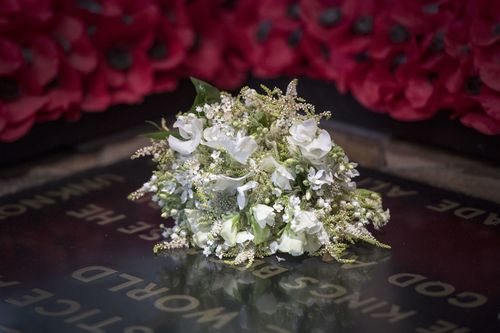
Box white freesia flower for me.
[278,230,305,256]
[260,156,295,190]
[288,119,332,164]
[236,231,254,244]
[168,114,203,155]
[251,204,276,228]
[291,210,322,234]
[237,181,258,209]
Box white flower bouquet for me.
[130,78,390,265]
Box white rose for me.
[168,114,203,155]
[291,210,322,234]
[278,230,306,256]
[251,204,276,228]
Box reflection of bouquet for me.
[130,78,389,265]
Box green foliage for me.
[189,77,221,113]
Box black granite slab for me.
[0,159,499,333]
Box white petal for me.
[236,231,254,244]
[212,174,248,191]
[252,204,276,228]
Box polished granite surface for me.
[1,159,499,333]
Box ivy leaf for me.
[189,77,221,112]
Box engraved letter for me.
[280,277,318,290]
[370,304,417,323]
[126,283,169,301]
[154,295,200,312]
[108,274,143,292]
[310,283,347,299]
[415,281,455,297]
[35,299,81,316]
[454,207,485,220]
[448,292,487,308]
[388,273,427,288]
[5,288,53,307]
[427,200,460,213]
[72,266,117,283]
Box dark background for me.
[1,76,499,166]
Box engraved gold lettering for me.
[280,277,318,290]
[342,256,378,270]
[183,307,239,329]
[5,288,53,307]
[454,207,485,219]
[76,316,122,333]
[252,265,288,279]
[360,301,389,313]
[72,266,117,282]
[154,295,200,312]
[333,292,377,309]
[370,304,417,323]
[386,186,418,198]
[108,274,143,292]
[47,186,85,201]
[484,213,500,226]
[138,228,162,241]
[126,283,169,301]
[85,210,126,225]
[310,283,346,299]
[388,273,427,287]
[19,195,55,209]
[427,200,460,212]
[35,299,81,316]
[0,204,26,217]
[0,276,20,288]
[415,281,455,297]
[117,222,153,235]
[448,292,487,308]
[67,205,105,219]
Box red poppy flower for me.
[180,0,226,80]
[51,16,98,74]
[146,0,195,92]
[0,0,53,36]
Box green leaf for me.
[143,130,181,140]
[247,212,270,245]
[189,77,221,112]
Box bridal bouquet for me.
[130,78,390,265]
